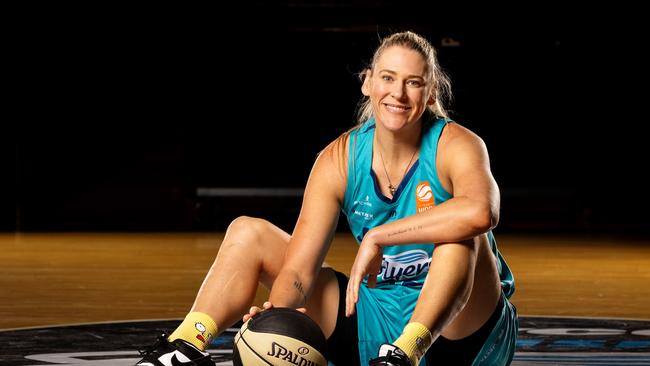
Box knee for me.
[225,216,270,246]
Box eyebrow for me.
[378,69,425,80]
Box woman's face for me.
[363,46,433,131]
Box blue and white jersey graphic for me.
[379,249,431,283]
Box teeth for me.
[385,104,409,112]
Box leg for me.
[370,236,501,366]
[325,271,361,366]
[190,216,339,337]
[137,216,340,365]
[189,216,289,332]
[424,295,505,366]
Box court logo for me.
[415,181,434,213]
[514,317,650,364]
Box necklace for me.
[377,144,418,197]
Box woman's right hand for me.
[242,301,308,322]
[243,301,274,322]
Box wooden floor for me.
[1,232,649,330]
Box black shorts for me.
[326,270,361,365]
[326,270,504,366]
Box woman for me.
[137,31,517,366]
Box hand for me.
[345,237,383,317]
[243,301,273,322]
[242,301,308,322]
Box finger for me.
[348,284,357,317]
[263,301,273,310]
[346,275,359,317]
[243,303,266,322]
[296,307,307,313]
[352,274,360,310]
[345,277,353,317]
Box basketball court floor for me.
[1,232,649,365]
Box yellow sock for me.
[393,322,433,366]
[168,312,218,351]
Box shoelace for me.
[138,332,169,356]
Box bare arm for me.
[372,123,499,246]
[268,139,347,309]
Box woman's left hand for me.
[345,235,383,317]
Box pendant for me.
[389,185,396,196]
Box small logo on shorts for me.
[415,181,435,213]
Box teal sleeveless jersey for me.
[341,117,516,365]
[343,116,451,287]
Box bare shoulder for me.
[310,131,351,202]
[316,130,350,174]
[439,121,486,150]
[437,122,492,187]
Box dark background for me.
[3,2,648,234]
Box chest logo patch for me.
[416,181,435,213]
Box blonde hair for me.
[356,31,452,124]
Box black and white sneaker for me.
[369,344,412,366]
[136,333,215,366]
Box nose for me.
[391,82,405,99]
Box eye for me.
[381,75,394,82]
[407,79,423,87]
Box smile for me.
[383,103,411,112]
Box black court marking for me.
[0,317,649,365]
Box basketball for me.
[233,307,328,366]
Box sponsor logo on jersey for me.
[415,181,435,213]
[353,209,374,220]
[353,195,373,207]
[379,249,431,282]
[352,195,375,220]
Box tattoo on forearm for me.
[387,225,423,238]
[293,280,307,304]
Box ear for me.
[361,69,371,96]
[427,92,436,106]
